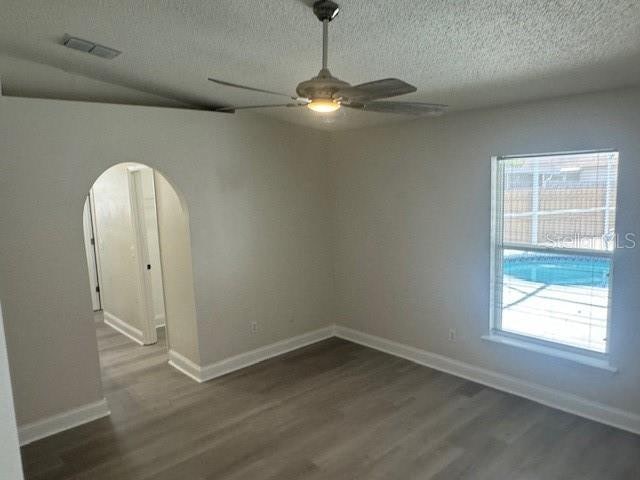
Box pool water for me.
[503,253,611,287]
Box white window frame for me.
[486,150,619,371]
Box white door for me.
[138,169,166,328]
[82,196,101,311]
[128,167,165,345]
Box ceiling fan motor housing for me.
[296,68,350,101]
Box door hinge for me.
[90,237,95,245]
[147,264,151,270]
[95,285,100,293]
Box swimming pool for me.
[503,253,611,287]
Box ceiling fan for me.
[208,0,447,116]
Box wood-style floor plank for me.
[20,321,640,479]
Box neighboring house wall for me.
[503,187,616,244]
[328,87,640,417]
[0,97,334,426]
[91,164,145,338]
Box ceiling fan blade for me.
[334,78,417,103]
[208,78,299,100]
[345,101,448,116]
[214,103,306,113]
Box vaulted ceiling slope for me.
[1,0,639,130]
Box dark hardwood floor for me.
[21,320,640,479]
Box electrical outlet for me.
[448,329,457,342]
[250,322,258,334]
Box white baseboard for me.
[103,311,144,346]
[21,324,640,445]
[169,326,335,383]
[168,350,202,383]
[334,325,640,436]
[18,398,110,446]
[155,313,165,328]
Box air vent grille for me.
[62,34,121,59]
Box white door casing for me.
[82,196,101,311]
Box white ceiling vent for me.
[62,34,121,59]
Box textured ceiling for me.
[1,0,639,130]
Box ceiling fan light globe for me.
[307,99,341,113]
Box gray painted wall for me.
[1,87,639,431]
[0,97,334,425]
[329,87,640,416]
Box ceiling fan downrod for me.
[313,1,340,71]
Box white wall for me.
[0,97,334,425]
[154,172,199,362]
[329,87,640,416]
[0,303,24,480]
[92,163,145,336]
[4,87,638,435]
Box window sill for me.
[481,333,618,373]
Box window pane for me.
[493,151,619,353]
[499,249,611,352]
[501,153,618,250]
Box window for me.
[490,151,619,354]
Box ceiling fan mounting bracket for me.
[313,1,340,22]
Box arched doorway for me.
[82,162,195,393]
